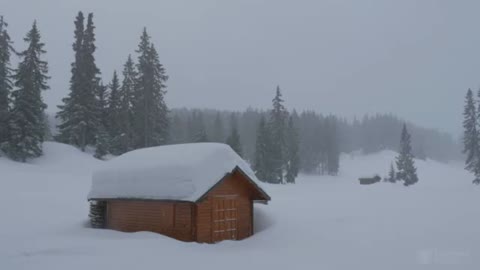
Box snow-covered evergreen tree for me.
[4,21,49,162]
[463,89,478,175]
[268,86,288,184]
[285,115,300,183]
[117,55,137,154]
[386,163,396,183]
[226,113,242,157]
[0,16,13,149]
[396,124,418,186]
[56,12,101,151]
[133,29,169,148]
[106,71,123,155]
[96,81,109,127]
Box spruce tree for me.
[474,89,480,184]
[463,89,479,172]
[117,55,137,153]
[254,116,270,182]
[4,21,49,161]
[133,29,169,148]
[96,81,109,128]
[56,12,101,151]
[226,113,242,157]
[386,163,396,183]
[268,86,288,183]
[285,115,300,183]
[395,124,418,186]
[0,16,13,149]
[463,88,479,176]
[106,71,123,155]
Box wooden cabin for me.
[88,143,270,243]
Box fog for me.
[3,0,479,136]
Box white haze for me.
[3,0,479,137]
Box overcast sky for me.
[3,0,479,136]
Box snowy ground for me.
[1,142,479,269]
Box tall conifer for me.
[268,86,288,183]
[133,28,169,148]
[462,89,480,183]
[396,124,418,186]
[5,22,49,161]
[56,12,101,151]
[117,55,137,153]
[0,16,13,148]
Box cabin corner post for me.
[89,200,107,228]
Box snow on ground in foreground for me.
[1,142,480,269]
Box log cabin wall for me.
[196,170,254,243]
[106,200,195,242]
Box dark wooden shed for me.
[88,143,270,243]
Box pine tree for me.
[106,71,123,155]
[96,81,109,127]
[133,28,169,148]
[254,116,271,182]
[285,115,300,183]
[56,12,101,151]
[226,113,242,157]
[268,86,288,183]
[386,163,396,183]
[463,89,478,176]
[395,124,418,186]
[117,55,137,153]
[0,16,13,149]
[4,21,49,161]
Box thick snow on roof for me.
[88,143,266,201]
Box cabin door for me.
[212,196,238,242]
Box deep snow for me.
[1,142,479,269]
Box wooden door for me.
[212,196,238,242]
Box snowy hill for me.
[1,142,479,269]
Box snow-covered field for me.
[1,142,479,269]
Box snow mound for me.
[31,142,102,170]
[88,143,264,201]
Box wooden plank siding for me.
[102,169,260,243]
[106,201,195,242]
[196,170,254,243]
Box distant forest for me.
[161,109,461,169]
[46,108,461,176]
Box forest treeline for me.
[1,12,461,184]
[162,109,461,172]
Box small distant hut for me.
[87,143,271,243]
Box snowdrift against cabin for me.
[88,143,267,202]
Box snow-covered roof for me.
[88,143,269,202]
